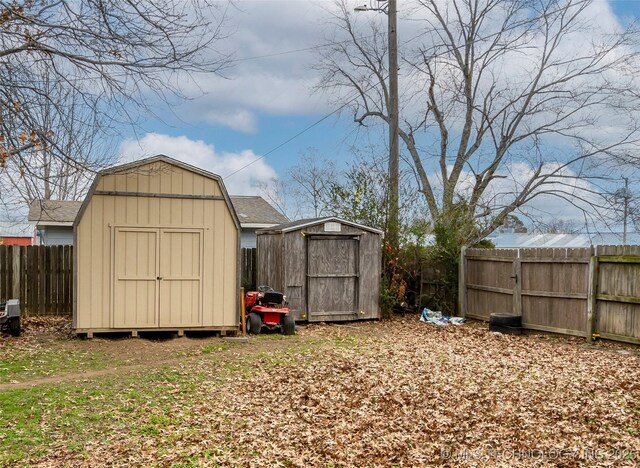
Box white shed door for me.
[113,228,202,328]
[159,229,202,327]
[113,228,159,328]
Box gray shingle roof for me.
[230,196,289,226]
[28,200,83,224]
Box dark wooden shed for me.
[256,217,381,322]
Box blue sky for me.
[119,1,391,185]
[118,0,640,225]
[612,0,640,17]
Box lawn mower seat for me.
[262,291,284,305]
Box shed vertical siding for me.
[75,159,238,331]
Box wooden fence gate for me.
[459,245,640,345]
[0,245,73,315]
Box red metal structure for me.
[0,237,32,246]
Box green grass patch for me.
[0,347,111,384]
[333,335,362,348]
[201,341,237,354]
[253,333,293,341]
[0,338,325,465]
[0,366,210,465]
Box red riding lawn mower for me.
[244,286,295,335]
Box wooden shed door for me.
[113,228,159,328]
[158,229,203,327]
[113,228,202,328]
[307,236,359,320]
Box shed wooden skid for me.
[257,218,381,322]
[73,155,240,335]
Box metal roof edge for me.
[260,216,383,235]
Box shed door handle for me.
[157,276,163,280]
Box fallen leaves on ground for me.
[0,316,73,344]
[18,320,640,466]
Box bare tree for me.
[603,176,640,236]
[532,218,581,234]
[318,0,640,244]
[256,176,300,220]
[288,149,337,218]
[255,149,336,220]
[0,71,118,217]
[0,0,231,168]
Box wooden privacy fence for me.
[458,245,640,345]
[241,247,257,290]
[0,245,73,315]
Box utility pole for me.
[387,0,399,253]
[355,0,400,253]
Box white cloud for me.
[118,133,278,195]
[204,108,258,133]
[161,0,639,142]
[172,1,336,132]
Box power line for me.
[229,38,369,64]
[223,94,359,179]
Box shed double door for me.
[307,236,359,320]
[113,227,203,328]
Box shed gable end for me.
[96,161,223,198]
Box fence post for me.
[513,250,522,316]
[458,246,467,318]
[586,246,598,343]
[240,287,246,335]
[12,246,21,299]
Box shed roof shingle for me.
[230,196,289,225]
[28,200,83,224]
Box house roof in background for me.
[487,232,640,248]
[0,221,33,238]
[230,196,289,226]
[28,200,83,224]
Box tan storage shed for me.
[256,217,381,322]
[73,155,240,337]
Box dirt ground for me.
[1,317,639,467]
